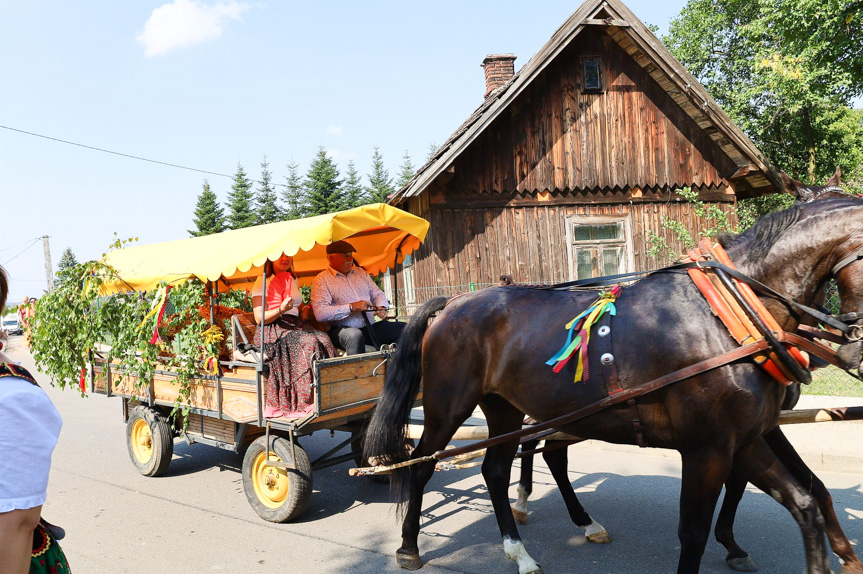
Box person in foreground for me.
[311,240,404,355]
[252,253,336,419]
[0,266,69,574]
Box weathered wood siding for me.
[449,27,737,195]
[400,192,737,302]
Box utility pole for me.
[42,235,54,293]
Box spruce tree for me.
[189,180,226,237]
[255,155,282,225]
[226,163,257,229]
[342,160,367,209]
[366,146,394,203]
[55,247,79,284]
[305,146,344,216]
[282,160,306,220]
[427,141,439,162]
[396,150,415,190]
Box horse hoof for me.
[525,567,544,574]
[397,550,423,571]
[726,556,758,572]
[586,530,612,544]
[511,505,528,525]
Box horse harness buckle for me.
[596,314,646,447]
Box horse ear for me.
[781,170,814,201]
[825,166,842,187]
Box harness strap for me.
[434,338,776,461]
[833,245,863,275]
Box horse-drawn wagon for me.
[86,203,428,522]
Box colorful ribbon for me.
[138,285,173,345]
[546,285,621,383]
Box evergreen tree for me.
[55,247,79,284]
[305,146,344,216]
[366,146,394,203]
[396,150,416,189]
[427,141,439,162]
[255,155,282,225]
[342,160,367,209]
[226,163,257,229]
[282,160,306,220]
[188,180,226,237]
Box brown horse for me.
[365,195,863,574]
[510,169,863,572]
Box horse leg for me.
[677,448,733,574]
[542,444,611,543]
[763,427,863,573]
[511,438,538,525]
[397,399,481,570]
[734,436,830,574]
[480,395,543,574]
[714,470,759,572]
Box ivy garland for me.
[29,236,243,423]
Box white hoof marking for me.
[582,519,612,544]
[503,537,542,574]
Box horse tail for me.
[363,296,449,503]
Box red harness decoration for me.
[684,238,809,385]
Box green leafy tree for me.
[255,155,282,225]
[282,160,306,220]
[647,188,737,264]
[55,247,79,284]
[342,160,367,209]
[305,146,343,216]
[396,150,416,189]
[665,0,863,215]
[226,163,257,229]
[367,146,394,203]
[189,180,226,237]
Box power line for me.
[0,125,287,188]
[0,237,42,253]
[2,238,41,265]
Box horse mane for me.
[717,203,804,261]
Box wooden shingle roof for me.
[392,0,782,203]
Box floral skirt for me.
[254,315,336,418]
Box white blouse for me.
[0,376,63,512]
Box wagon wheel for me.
[242,435,313,523]
[126,405,174,477]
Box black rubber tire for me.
[242,435,313,523]
[126,405,174,477]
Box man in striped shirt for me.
[311,241,405,355]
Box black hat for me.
[326,240,356,254]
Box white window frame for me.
[564,214,635,280]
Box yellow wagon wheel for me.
[242,435,312,522]
[125,405,174,477]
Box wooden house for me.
[386,0,783,308]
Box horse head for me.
[782,166,851,203]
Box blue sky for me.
[0,0,720,304]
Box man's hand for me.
[374,308,388,320]
[350,300,370,312]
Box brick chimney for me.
[481,53,516,97]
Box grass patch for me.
[804,365,863,397]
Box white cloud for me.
[137,0,250,58]
[326,125,343,135]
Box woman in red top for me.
[252,254,335,418]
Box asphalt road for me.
[6,339,863,574]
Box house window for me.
[567,216,631,279]
[582,57,602,92]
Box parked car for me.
[2,315,22,336]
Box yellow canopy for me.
[101,203,429,294]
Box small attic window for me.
[582,57,603,92]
